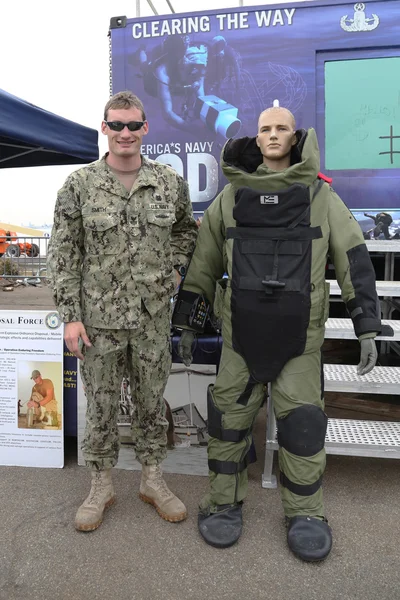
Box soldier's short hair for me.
[104,91,146,121]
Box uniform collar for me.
[91,154,159,196]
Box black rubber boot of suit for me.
[287,516,332,562]
[198,504,243,549]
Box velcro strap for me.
[237,376,258,406]
[207,386,249,442]
[176,300,192,316]
[280,471,322,496]
[350,316,382,337]
[208,425,248,443]
[239,276,300,292]
[208,455,250,475]
[226,226,322,241]
[381,324,394,337]
[241,240,302,255]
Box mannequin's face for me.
[256,109,296,167]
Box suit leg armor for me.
[198,340,265,548]
[272,349,332,561]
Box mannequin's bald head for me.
[258,107,296,130]
[256,107,297,171]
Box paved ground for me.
[1,422,400,600]
[0,280,54,310]
[1,285,400,600]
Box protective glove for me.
[178,330,196,367]
[357,338,378,376]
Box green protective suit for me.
[180,129,382,517]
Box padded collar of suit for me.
[221,128,320,192]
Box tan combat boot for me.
[75,469,116,532]
[139,465,187,522]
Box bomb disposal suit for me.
[173,129,386,539]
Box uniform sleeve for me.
[327,187,381,338]
[47,175,84,323]
[182,191,226,306]
[171,177,198,266]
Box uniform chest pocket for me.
[146,210,175,228]
[83,213,121,255]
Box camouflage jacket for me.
[48,155,198,328]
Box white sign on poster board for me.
[0,310,64,468]
[78,364,216,476]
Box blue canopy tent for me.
[0,89,99,168]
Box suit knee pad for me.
[277,404,327,457]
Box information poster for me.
[0,310,64,468]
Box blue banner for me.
[63,345,77,437]
[110,0,400,236]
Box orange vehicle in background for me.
[0,229,40,258]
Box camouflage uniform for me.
[48,155,197,468]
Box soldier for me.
[48,91,198,532]
[173,107,388,561]
[27,370,58,426]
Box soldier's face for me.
[256,110,296,164]
[101,107,148,159]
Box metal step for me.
[327,279,400,298]
[325,418,400,458]
[262,363,400,488]
[324,364,400,395]
[265,418,400,460]
[325,318,400,340]
[328,280,400,297]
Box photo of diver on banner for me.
[131,34,242,139]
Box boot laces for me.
[87,472,105,506]
[151,466,173,500]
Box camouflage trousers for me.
[80,308,171,470]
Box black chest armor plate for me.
[226,183,322,383]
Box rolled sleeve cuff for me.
[352,317,381,338]
[358,332,377,341]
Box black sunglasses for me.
[105,120,146,132]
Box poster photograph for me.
[17,361,62,431]
[0,310,64,468]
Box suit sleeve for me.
[327,187,381,338]
[181,191,226,307]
